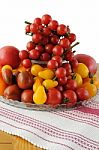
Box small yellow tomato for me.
[73,63,89,78]
[31,64,43,76]
[2,65,12,71]
[72,73,83,87]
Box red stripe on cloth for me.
[77,106,99,116]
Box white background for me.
[0,0,99,62]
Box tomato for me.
[57,24,67,35]
[42,14,52,25]
[68,33,76,43]
[35,45,44,54]
[25,24,30,33]
[46,88,62,106]
[63,63,72,76]
[73,63,89,78]
[32,33,42,43]
[26,41,35,51]
[65,50,74,61]
[63,90,77,107]
[19,50,29,60]
[64,79,77,90]
[29,49,40,60]
[47,60,58,69]
[81,82,97,98]
[83,77,99,88]
[52,56,62,67]
[43,27,51,36]
[70,58,78,69]
[59,38,70,49]
[76,87,90,101]
[22,59,32,68]
[48,20,58,31]
[30,23,39,33]
[45,44,54,54]
[72,73,83,87]
[58,76,67,85]
[55,67,66,78]
[51,35,59,45]
[41,36,49,45]
[40,52,50,61]
[53,45,64,56]
[34,18,41,25]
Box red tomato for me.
[25,24,30,33]
[53,45,64,56]
[32,33,42,43]
[40,52,50,61]
[55,67,66,78]
[22,59,32,68]
[52,56,62,66]
[57,24,67,35]
[68,33,76,43]
[45,44,54,54]
[63,63,72,76]
[46,88,62,106]
[56,85,64,92]
[47,60,58,69]
[26,41,35,51]
[34,18,41,25]
[64,79,77,90]
[63,90,77,107]
[30,23,39,33]
[76,88,90,101]
[58,76,67,85]
[29,49,40,60]
[50,35,59,45]
[59,38,70,49]
[48,20,58,31]
[42,14,52,25]
[19,50,29,60]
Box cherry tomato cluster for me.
[19,14,87,108]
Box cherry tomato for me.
[69,33,76,43]
[35,45,44,54]
[19,50,29,60]
[40,52,50,61]
[45,44,54,54]
[57,24,67,35]
[43,27,51,36]
[47,60,58,69]
[76,87,90,101]
[64,79,77,90]
[50,35,59,45]
[59,38,70,49]
[34,18,41,25]
[48,20,58,31]
[26,41,35,51]
[52,56,62,66]
[70,58,78,69]
[63,63,72,76]
[42,14,52,25]
[32,33,42,43]
[30,23,39,33]
[72,73,83,87]
[65,50,74,61]
[41,36,49,45]
[46,88,62,106]
[55,67,66,78]
[29,49,40,60]
[22,59,32,68]
[53,45,64,56]
[58,76,67,85]
[25,24,30,33]
[63,90,77,107]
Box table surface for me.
[0,64,99,150]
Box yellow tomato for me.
[73,73,83,87]
[73,63,89,78]
[81,82,97,98]
[31,64,43,76]
[2,65,12,71]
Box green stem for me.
[70,42,80,49]
[25,21,32,25]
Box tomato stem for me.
[25,21,32,25]
[70,42,80,49]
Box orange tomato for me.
[0,71,7,96]
[83,77,99,88]
[81,82,97,98]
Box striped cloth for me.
[0,91,99,150]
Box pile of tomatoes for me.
[17,14,99,108]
